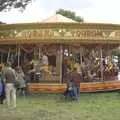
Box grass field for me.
[0,92,120,120]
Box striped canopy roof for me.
[41,14,77,23]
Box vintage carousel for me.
[0,14,120,93]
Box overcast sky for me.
[0,0,120,24]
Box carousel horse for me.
[110,63,118,80]
[103,62,116,81]
[91,63,101,81]
[81,62,93,82]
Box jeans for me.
[73,86,80,100]
[0,94,5,104]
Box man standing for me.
[71,67,82,101]
[2,63,17,107]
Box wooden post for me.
[18,44,20,68]
[59,44,63,83]
[100,47,104,82]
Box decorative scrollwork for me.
[0,27,120,41]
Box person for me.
[71,67,82,101]
[0,79,5,104]
[2,63,17,107]
[63,80,75,100]
[15,67,26,96]
[28,57,41,83]
[42,52,48,65]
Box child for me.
[0,79,5,104]
[63,80,75,99]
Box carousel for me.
[0,14,120,93]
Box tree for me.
[0,0,32,11]
[0,21,5,24]
[56,9,84,22]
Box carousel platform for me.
[28,80,120,93]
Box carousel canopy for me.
[0,14,120,44]
[41,14,77,23]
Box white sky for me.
[0,0,120,24]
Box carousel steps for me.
[28,80,120,93]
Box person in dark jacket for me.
[71,67,82,100]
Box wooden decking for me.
[28,80,120,93]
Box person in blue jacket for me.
[0,79,5,104]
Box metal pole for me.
[100,47,104,82]
[39,45,41,60]
[80,47,83,64]
[7,48,11,64]
[18,44,20,68]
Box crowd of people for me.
[0,63,26,107]
[0,52,58,107]
[0,60,82,107]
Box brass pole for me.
[59,44,63,83]
[7,48,11,64]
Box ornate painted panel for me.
[0,23,120,43]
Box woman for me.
[16,67,26,96]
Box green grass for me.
[0,92,120,120]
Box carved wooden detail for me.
[0,28,120,43]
